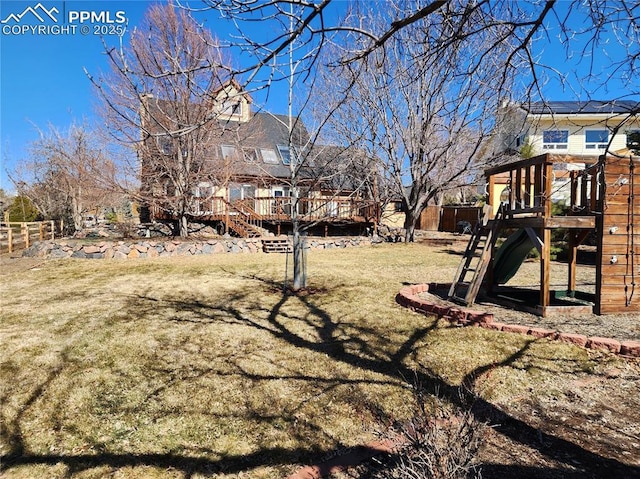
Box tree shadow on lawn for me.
[2,275,638,479]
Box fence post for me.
[7,227,13,253]
[22,222,29,249]
[50,220,55,240]
[39,222,44,240]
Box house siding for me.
[526,116,638,156]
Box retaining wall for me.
[22,236,373,260]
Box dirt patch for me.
[477,358,640,478]
[0,255,49,274]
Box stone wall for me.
[22,236,374,260]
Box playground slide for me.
[493,229,535,285]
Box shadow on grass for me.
[2,272,639,479]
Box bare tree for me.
[11,123,118,234]
[211,1,378,290]
[0,189,13,221]
[321,1,522,242]
[88,3,232,237]
[201,0,639,115]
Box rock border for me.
[21,236,374,259]
[395,283,640,358]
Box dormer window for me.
[221,100,242,117]
[585,130,609,150]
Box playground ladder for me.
[448,205,504,306]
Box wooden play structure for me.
[449,152,640,316]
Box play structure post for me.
[540,227,551,310]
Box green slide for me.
[493,229,536,284]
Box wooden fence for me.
[419,205,483,232]
[0,221,56,254]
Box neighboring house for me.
[489,100,640,208]
[139,81,378,237]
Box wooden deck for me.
[151,195,376,237]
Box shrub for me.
[361,387,485,479]
[6,195,39,222]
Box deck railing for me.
[186,196,375,222]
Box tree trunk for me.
[403,210,419,242]
[291,188,306,291]
[71,196,83,232]
[292,228,306,291]
[178,214,189,238]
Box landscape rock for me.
[21,236,373,261]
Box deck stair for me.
[222,199,266,238]
[448,206,504,306]
[262,237,293,253]
[225,214,265,238]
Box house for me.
[138,81,379,237]
[488,100,640,211]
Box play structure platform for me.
[449,152,640,316]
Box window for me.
[326,201,339,217]
[242,148,258,162]
[277,145,292,165]
[272,186,290,197]
[260,148,279,164]
[156,136,187,157]
[229,183,255,202]
[156,136,173,155]
[627,130,640,153]
[194,183,214,198]
[585,130,609,150]
[542,130,568,150]
[221,145,238,160]
[221,100,241,116]
[271,186,291,215]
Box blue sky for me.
[1,0,637,193]
[0,1,147,190]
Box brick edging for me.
[285,439,397,479]
[395,283,640,358]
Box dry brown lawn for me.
[1,243,639,478]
